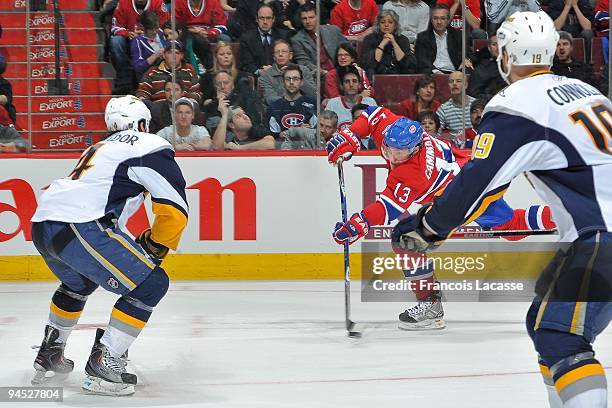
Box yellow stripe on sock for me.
[111,307,146,330]
[539,364,552,378]
[555,363,605,393]
[50,302,82,320]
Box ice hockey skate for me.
[31,325,74,385]
[398,291,445,330]
[82,331,137,396]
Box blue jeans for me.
[110,35,131,91]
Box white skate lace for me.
[102,351,126,375]
[407,301,433,316]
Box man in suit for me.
[415,4,462,74]
[291,2,348,75]
[239,4,289,77]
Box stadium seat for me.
[571,38,585,63]
[591,37,604,73]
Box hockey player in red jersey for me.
[328,106,556,330]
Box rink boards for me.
[0,153,556,281]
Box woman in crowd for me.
[157,97,212,151]
[199,42,252,108]
[397,75,440,119]
[361,9,416,76]
[324,43,373,99]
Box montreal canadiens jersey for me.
[423,73,612,242]
[350,106,469,226]
[31,131,188,250]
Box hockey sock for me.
[406,275,436,301]
[102,296,152,358]
[47,284,90,343]
[101,266,169,358]
[493,206,556,241]
[551,355,607,408]
[403,257,435,301]
[540,363,564,408]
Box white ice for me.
[0,281,610,407]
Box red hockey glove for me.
[333,212,370,245]
[326,129,361,164]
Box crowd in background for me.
[1,0,610,152]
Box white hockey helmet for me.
[104,95,152,133]
[496,11,559,84]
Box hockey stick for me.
[448,228,558,239]
[337,159,362,338]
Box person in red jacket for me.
[330,0,379,41]
[174,0,229,41]
[110,0,169,94]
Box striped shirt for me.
[436,95,475,133]
[135,61,202,104]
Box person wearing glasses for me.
[266,64,318,139]
[239,4,289,76]
[258,40,316,105]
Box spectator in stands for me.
[397,75,440,119]
[415,4,463,74]
[436,0,487,40]
[291,3,347,76]
[149,79,208,133]
[110,0,169,94]
[174,0,229,42]
[0,61,16,127]
[417,110,440,137]
[361,10,416,76]
[199,42,252,108]
[330,0,379,41]
[436,71,475,145]
[279,109,339,150]
[213,104,276,150]
[485,0,540,34]
[552,31,599,88]
[548,0,595,60]
[324,43,373,99]
[325,66,377,130]
[157,97,212,151]
[0,125,28,153]
[267,65,318,138]
[130,11,168,79]
[136,40,202,104]
[463,98,486,148]
[229,0,286,39]
[205,70,265,131]
[466,34,506,102]
[594,0,609,37]
[239,4,290,77]
[258,40,317,105]
[160,19,213,77]
[382,0,430,43]
[349,103,378,149]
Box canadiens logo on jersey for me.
[282,113,306,128]
[348,19,368,35]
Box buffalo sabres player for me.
[327,107,555,330]
[30,95,188,396]
[393,11,611,408]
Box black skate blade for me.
[121,373,137,385]
[347,321,363,338]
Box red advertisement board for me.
[13,96,110,114]
[21,113,106,132]
[0,28,102,46]
[4,45,101,63]
[0,12,96,29]
[6,62,108,79]
[11,79,113,96]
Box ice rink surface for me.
[0,280,610,407]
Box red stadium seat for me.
[591,37,604,72]
[571,38,585,63]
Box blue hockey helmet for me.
[383,118,423,150]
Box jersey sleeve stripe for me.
[378,195,405,224]
[463,184,509,226]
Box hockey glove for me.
[136,229,169,265]
[333,212,370,245]
[326,129,361,164]
[391,203,444,253]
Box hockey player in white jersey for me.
[392,12,611,408]
[30,95,189,396]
